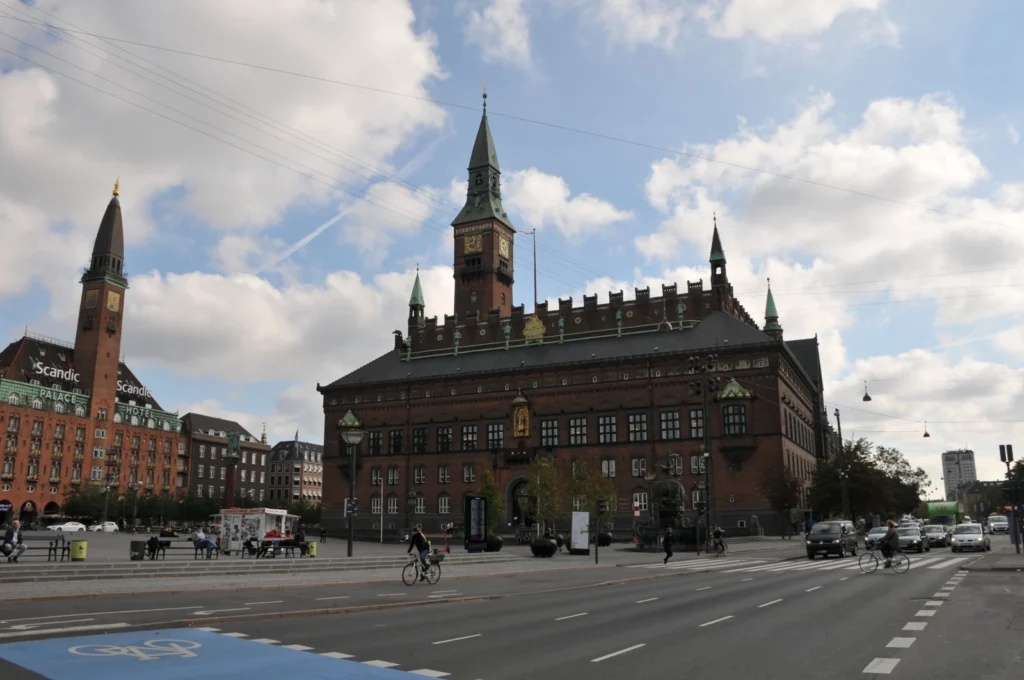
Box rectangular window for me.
[96,408,107,421]
[31,420,43,436]
[241,470,247,482]
[148,438,156,452]
[261,453,266,466]
[198,464,205,478]
[463,464,476,484]
[220,467,226,480]
[414,497,425,514]
[199,444,206,458]
[668,455,683,477]
[371,496,382,515]
[692,489,705,509]
[690,454,706,475]
[260,471,265,484]
[660,411,680,440]
[438,495,450,514]
[91,465,103,481]
[93,447,105,459]
[436,427,453,453]
[54,424,65,440]
[633,491,649,512]
[388,430,403,455]
[388,466,399,485]
[541,420,559,447]
[723,404,748,435]
[628,414,648,442]
[163,440,171,454]
[569,418,587,445]
[197,484,203,496]
[486,423,504,450]
[414,465,425,484]
[413,428,427,453]
[371,467,382,485]
[438,464,450,484]
[461,425,478,451]
[631,457,647,477]
[598,416,617,444]
[689,409,704,439]
[388,496,398,514]
[76,427,86,442]
[602,459,616,478]
[368,431,382,455]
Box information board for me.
[570,511,590,555]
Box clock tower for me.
[74,181,129,418]
[451,92,515,321]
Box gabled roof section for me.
[785,337,822,389]
[719,377,754,400]
[324,311,773,389]
[270,439,325,462]
[182,412,257,441]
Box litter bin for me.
[307,541,317,558]
[70,539,88,561]
[130,540,146,561]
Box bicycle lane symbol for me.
[69,638,201,661]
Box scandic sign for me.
[31,359,150,398]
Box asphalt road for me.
[1,538,1018,679]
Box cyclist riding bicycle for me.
[407,526,430,580]
[879,520,899,567]
[712,526,726,553]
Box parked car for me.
[87,521,119,533]
[865,526,888,549]
[47,521,86,532]
[951,524,990,552]
[806,520,858,559]
[922,524,950,547]
[897,525,930,553]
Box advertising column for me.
[569,511,590,555]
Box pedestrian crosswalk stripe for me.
[906,557,944,569]
[927,557,968,569]
[818,561,856,570]
[628,554,969,576]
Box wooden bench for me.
[3,532,70,562]
[146,536,219,560]
[239,539,307,558]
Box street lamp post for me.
[338,410,366,558]
[100,471,116,525]
[688,353,720,535]
[838,467,851,520]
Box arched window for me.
[7,394,18,406]
[31,398,42,409]
[131,415,139,426]
[54,402,65,414]
[147,418,155,429]
[113,412,122,423]
[75,405,85,417]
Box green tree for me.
[567,459,615,522]
[476,468,505,532]
[524,455,565,533]
[62,486,105,521]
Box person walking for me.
[663,526,674,564]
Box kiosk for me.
[214,507,300,555]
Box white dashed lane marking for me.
[590,644,646,663]
[886,637,916,649]
[903,622,927,631]
[863,658,901,674]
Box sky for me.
[2,0,1024,494]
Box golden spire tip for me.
[113,177,120,197]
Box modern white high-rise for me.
[942,450,977,501]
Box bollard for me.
[308,541,317,558]
[70,539,88,561]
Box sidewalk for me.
[962,544,1024,572]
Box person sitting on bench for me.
[146,535,161,559]
[2,520,27,562]
[193,525,218,559]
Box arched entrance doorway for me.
[19,500,38,526]
[0,499,12,526]
[506,477,534,529]
[43,501,61,517]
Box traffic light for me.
[596,498,608,516]
[1000,445,1014,463]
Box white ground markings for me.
[208,629,452,676]
[862,570,961,674]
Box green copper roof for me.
[469,112,499,171]
[764,283,782,331]
[451,110,514,230]
[409,271,425,308]
[709,224,726,263]
[511,388,528,405]
[719,377,754,400]
[337,409,362,430]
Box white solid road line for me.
[695,586,712,591]
[244,601,284,606]
[863,657,900,674]
[635,598,659,604]
[903,622,927,631]
[196,627,220,632]
[432,634,482,645]
[251,638,280,644]
[321,652,355,659]
[222,632,249,638]
[699,616,733,627]
[409,670,451,678]
[377,593,406,597]
[741,578,754,582]
[283,644,314,651]
[806,586,822,592]
[364,660,400,668]
[887,637,916,649]
[758,599,783,608]
[5,619,94,630]
[0,605,205,624]
[840,577,850,581]
[193,608,251,616]
[0,623,131,640]
[315,596,351,601]
[591,644,646,663]
[555,613,588,621]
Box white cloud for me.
[1009,124,1021,146]
[0,0,445,298]
[504,168,633,237]
[462,0,533,68]
[338,181,440,264]
[699,0,893,43]
[594,0,688,49]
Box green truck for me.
[925,501,962,532]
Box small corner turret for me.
[763,278,783,341]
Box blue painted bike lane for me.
[0,628,421,679]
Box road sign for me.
[344,498,358,518]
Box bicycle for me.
[402,551,443,586]
[858,547,910,574]
[713,538,728,557]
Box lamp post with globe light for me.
[337,410,366,558]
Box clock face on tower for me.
[464,234,483,254]
[106,291,121,313]
[499,237,509,258]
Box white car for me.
[87,522,119,533]
[950,523,991,552]
[48,521,87,532]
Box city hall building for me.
[0,184,186,525]
[318,104,837,537]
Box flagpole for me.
[526,229,537,312]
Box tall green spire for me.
[409,269,425,309]
[450,89,513,230]
[709,215,726,264]
[764,279,782,334]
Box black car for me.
[806,520,858,559]
[897,526,930,553]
